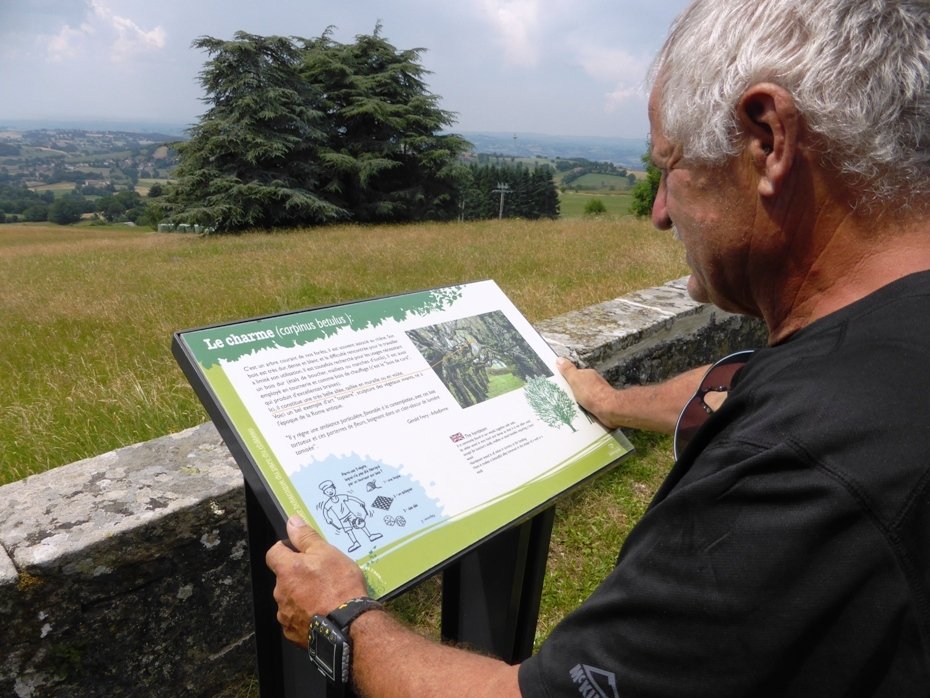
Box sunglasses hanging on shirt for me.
[673,350,755,460]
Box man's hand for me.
[557,356,709,435]
[556,357,626,429]
[265,515,369,647]
[266,516,523,697]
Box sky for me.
[0,0,691,139]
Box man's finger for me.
[556,357,585,394]
[286,514,321,552]
[555,356,575,374]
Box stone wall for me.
[0,278,765,697]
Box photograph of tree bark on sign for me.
[405,311,552,409]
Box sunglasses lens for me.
[673,351,753,459]
[701,361,745,390]
[673,398,711,458]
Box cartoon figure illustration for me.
[318,480,383,553]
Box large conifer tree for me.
[301,24,470,223]
[165,32,346,231]
[165,27,470,231]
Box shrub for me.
[583,198,607,216]
[22,204,49,222]
[48,198,84,225]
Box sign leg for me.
[246,485,348,697]
[440,507,555,663]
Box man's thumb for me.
[556,356,576,378]
[286,514,319,552]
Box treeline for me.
[0,183,155,225]
[460,164,559,220]
[154,27,557,233]
[0,184,50,221]
[0,184,91,225]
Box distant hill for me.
[0,119,190,139]
[457,132,647,168]
[0,120,647,169]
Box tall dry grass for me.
[0,219,685,485]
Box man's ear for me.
[736,83,799,197]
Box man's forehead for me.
[647,86,673,160]
[649,128,675,163]
[647,86,662,126]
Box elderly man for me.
[266,0,930,695]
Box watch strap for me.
[327,596,384,633]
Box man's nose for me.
[651,178,672,230]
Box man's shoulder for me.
[727,288,930,527]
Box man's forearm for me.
[557,358,707,434]
[266,518,523,697]
[605,366,708,433]
[350,611,522,697]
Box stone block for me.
[536,277,767,386]
[0,423,256,697]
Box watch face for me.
[310,633,338,679]
[309,616,349,684]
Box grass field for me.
[486,371,526,399]
[560,190,634,218]
[136,178,171,196]
[29,182,79,198]
[564,172,632,190]
[1,218,688,674]
[0,218,685,485]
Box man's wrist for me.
[327,596,384,630]
[342,599,388,639]
[307,596,384,686]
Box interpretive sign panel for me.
[173,280,632,599]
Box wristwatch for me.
[308,596,384,685]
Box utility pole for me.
[492,182,510,219]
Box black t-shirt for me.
[520,271,930,697]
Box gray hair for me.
[652,0,930,207]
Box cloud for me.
[90,0,166,60]
[604,85,645,112]
[46,21,95,62]
[42,0,165,63]
[475,0,543,67]
[569,40,653,113]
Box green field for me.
[29,182,78,197]
[560,190,634,217]
[0,218,685,485]
[136,178,171,196]
[563,172,632,191]
[487,371,526,399]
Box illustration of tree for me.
[524,377,578,432]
